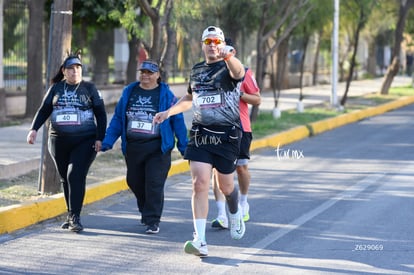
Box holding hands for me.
[153,110,170,124]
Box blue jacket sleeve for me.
[170,111,188,156]
[168,95,188,155]
[101,96,124,151]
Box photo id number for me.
[353,244,383,251]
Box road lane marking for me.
[210,173,386,273]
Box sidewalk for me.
[0,76,412,180]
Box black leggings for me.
[125,139,171,226]
[48,135,97,216]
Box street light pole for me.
[331,0,339,108]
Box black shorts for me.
[238,131,252,160]
[184,124,241,174]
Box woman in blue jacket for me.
[101,59,188,234]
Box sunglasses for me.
[203,38,222,45]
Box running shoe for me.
[241,202,250,222]
[229,208,245,240]
[145,224,160,234]
[61,214,70,229]
[184,239,208,257]
[68,214,84,233]
[211,215,229,229]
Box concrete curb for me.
[1,95,414,235]
[309,95,414,136]
[0,159,40,181]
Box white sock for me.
[240,194,248,205]
[216,201,226,218]
[194,219,206,242]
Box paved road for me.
[1,104,413,274]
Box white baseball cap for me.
[201,26,225,41]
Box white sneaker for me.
[241,202,250,222]
[184,238,208,257]
[211,215,229,229]
[229,207,245,240]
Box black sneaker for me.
[61,214,70,229]
[145,224,159,234]
[69,214,84,232]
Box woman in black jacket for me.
[27,52,107,233]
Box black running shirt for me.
[188,60,242,128]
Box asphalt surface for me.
[1,102,414,274]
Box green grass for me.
[251,85,414,139]
[168,75,187,84]
[252,107,338,138]
[388,85,414,96]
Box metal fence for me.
[3,0,28,92]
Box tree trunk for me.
[25,0,45,118]
[126,35,139,84]
[275,38,289,106]
[366,39,377,76]
[149,15,162,59]
[91,29,113,86]
[250,27,267,122]
[380,0,414,95]
[339,41,353,82]
[299,34,310,101]
[341,17,364,106]
[162,0,176,83]
[138,0,163,60]
[40,0,73,194]
[312,30,322,86]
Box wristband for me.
[223,55,232,61]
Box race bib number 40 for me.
[55,111,80,125]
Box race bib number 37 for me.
[131,120,153,133]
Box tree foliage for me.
[9,0,414,122]
[250,0,313,120]
[291,0,333,102]
[3,1,27,57]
